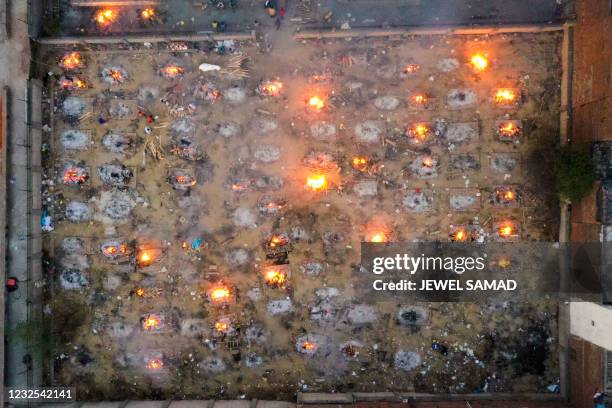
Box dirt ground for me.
[40,31,563,399]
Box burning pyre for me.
[141,313,163,332]
[62,162,89,185]
[262,265,288,288]
[94,8,118,28]
[450,225,472,242]
[136,245,162,267]
[59,76,87,90]
[59,52,84,70]
[265,233,292,256]
[493,88,520,107]
[257,196,286,216]
[307,95,326,112]
[494,185,520,206]
[403,63,421,74]
[145,356,164,371]
[100,240,131,260]
[409,93,428,108]
[496,120,522,141]
[208,283,233,305]
[168,169,197,190]
[213,317,234,336]
[406,123,432,144]
[257,80,283,97]
[306,174,327,192]
[469,53,489,72]
[140,8,156,21]
[495,220,519,240]
[159,64,185,79]
[101,65,128,85]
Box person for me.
[264,0,277,17]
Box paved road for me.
[48,0,566,37]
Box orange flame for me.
[403,63,420,74]
[498,224,515,237]
[135,287,146,297]
[366,231,388,243]
[160,65,184,78]
[146,358,163,370]
[264,268,287,287]
[137,249,153,266]
[422,156,434,167]
[470,54,489,72]
[498,122,520,137]
[215,320,230,332]
[409,123,430,142]
[268,235,287,248]
[452,228,468,242]
[210,286,231,303]
[351,156,368,171]
[109,69,123,82]
[302,341,317,351]
[494,89,518,104]
[141,8,155,20]
[307,96,325,111]
[143,315,161,331]
[60,52,84,70]
[306,174,327,192]
[260,81,283,96]
[94,8,118,27]
[498,257,512,268]
[411,93,427,105]
[176,174,196,186]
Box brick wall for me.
[568,335,605,408]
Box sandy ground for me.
[41,30,562,399]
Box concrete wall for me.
[568,335,605,408]
[570,302,612,350]
[570,0,612,242]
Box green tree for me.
[555,147,596,203]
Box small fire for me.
[306,174,327,192]
[264,267,287,287]
[143,314,161,331]
[411,93,427,105]
[109,69,124,82]
[137,249,154,267]
[63,167,89,185]
[498,224,515,237]
[496,187,518,203]
[403,63,420,74]
[498,122,521,138]
[176,174,196,187]
[452,228,469,242]
[259,81,283,97]
[302,341,317,351]
[470,53,489,72]
[307,96,325,111]
[498,257,512,268]
[102,242,129,258]
[210,285,231,303]
[135,287,146,297]
[351,156,368,172]
[407,123,430,143]
[60,77,87,90]
[160,65,184,78]
[231,181,249,192]
[215,320,230,333]
[494,88,518,105]
[268,235,288,249]
[366,231,388,243]
[422,156,434,167]
[60,52,84,70]
[146,358,163,370]
[141,8,155,20]
[94,8,118,28]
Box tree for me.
[555,147,596,203]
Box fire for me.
[137,249,154,266]
[497,187,517,202]
[268,235,287,248]
[231,181,249,192]
[302,341,317,351]
[160,65,184,78]
[422,156,434,167]
[143,314,161,331]
[60,77,87,90]
[102,242,128,258]
[498,257,512,268]
[494,88,518,104]
[411,93,427,105]
[210,286,231,303]
[94,8,118,28]
[109,69,124,82]
[60,52,84,70]
[498,122,521,138]
[306,174,327,192]
[264,268,287,287]
[215,320,229,333]
[366,231,388,243]
[470,53,489,72]
[498,224,515,237]
[408,123,430,142]
[452,228,469,242]
[403,63,420,74]
[146,358,163,370]
[176,174,196,186]
[307,96,325,111]
[135,287,146,297]
[63,167,89,185]
[259,81,283,97]
[351,156,368,172]
[141,8,155,20]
